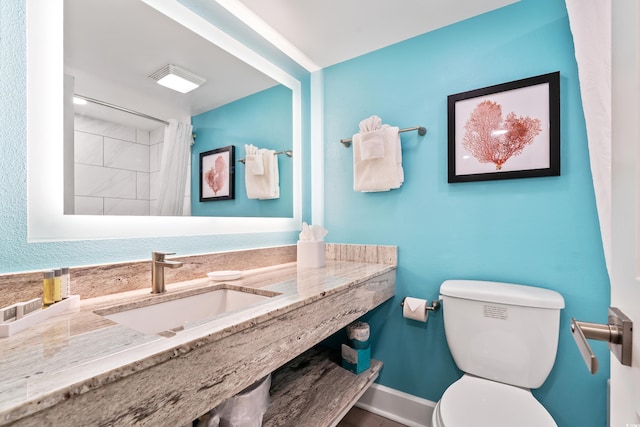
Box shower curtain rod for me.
[73,94,170,126]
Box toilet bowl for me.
[433,280,564,427]
[431,374,556,427]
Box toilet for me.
[432,280,565,427]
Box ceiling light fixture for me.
[149,64,206,94]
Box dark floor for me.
[337,406,407,427]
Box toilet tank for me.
[440,280,565,389]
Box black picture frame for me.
[199,146,235,201]
[447,72,560,183]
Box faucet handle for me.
[152,251,176,261]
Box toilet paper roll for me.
[347,321,370,341]
[403,297,429,322]
[346,321,370,348]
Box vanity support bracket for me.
[570,306,632,374]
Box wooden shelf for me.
[263,346,383,427]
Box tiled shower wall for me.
[73,115,195,216]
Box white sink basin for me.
[98,286,278,336]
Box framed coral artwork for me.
[447,72,560,183]
[200,146,235,201]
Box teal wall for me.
[1,0,610,424]
[322,0,609,425]
[191,85,293,217]
[0,1,309,273]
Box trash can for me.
[207,374,271,427]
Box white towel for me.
[360,129,386,159]
[358,115,385,160]
[244,144,264,175]
[353,124,403,192]
[245,148,280,199]
[359,115,382,132]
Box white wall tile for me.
[150,142,163,173]
[74,131,103,166]
[137,172,150,200]
[150,126,165,145]
[104,198,150,216]
[74,115,137,142]
[75,163,137,199]
[74,196,103,215]
[136,129,150,145]
[104,138,150,172]
[71,117,190,215]
[149,170,160,200]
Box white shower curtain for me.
[155,119,194,216]
[565,0,612,272]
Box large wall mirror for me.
[27,0,302,241]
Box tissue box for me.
[297,240,325,269]
[346,321,370,349]
[341,344,370,374]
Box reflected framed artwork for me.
[447,72,560,183]
[200,146,235,201]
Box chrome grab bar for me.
[570,307,632,375]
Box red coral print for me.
[205,155,227,195]
[462,100,542,170]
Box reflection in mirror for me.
[64,0,293,218]
[27,0,301,241]
[191,84,293,218]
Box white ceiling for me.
[65,0,518,129]
[237,0,518,70]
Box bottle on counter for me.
[43,271,55,306]
[53,269,62,302]
[61,267,70,299]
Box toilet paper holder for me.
[400,297,440,312]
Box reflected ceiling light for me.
[149,64,206,94]
[73,96,88,105]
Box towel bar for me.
[238,150,293,164]
[340,125,426,147]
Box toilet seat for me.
[433,375,557,427]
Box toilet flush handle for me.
[570,307,632,375]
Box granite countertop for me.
[0,259,395,424]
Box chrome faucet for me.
[151,251,183,294]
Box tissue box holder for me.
[341,344,370,374]
[297,240,325,269]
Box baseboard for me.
[354,383,436,427]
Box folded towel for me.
[360,129,385,160]
[246,148,280,199]
[358,114,386,160]
[359,115,382,133]
[244,144,264,175]
[353,124,403,192]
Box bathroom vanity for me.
[0,244,395,426]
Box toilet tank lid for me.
[440,280,565,309]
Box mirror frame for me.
[27,0,302,241]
